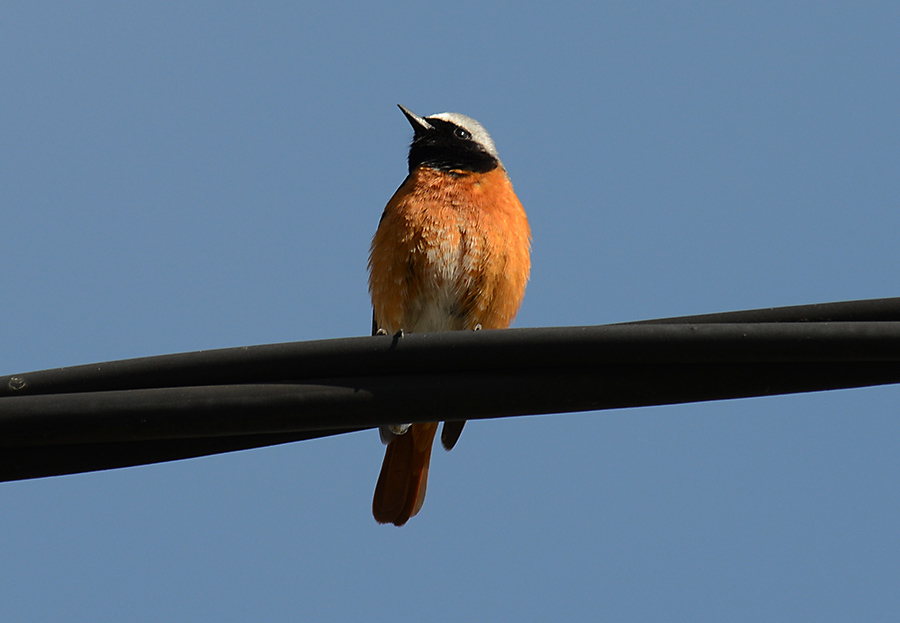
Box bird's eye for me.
[454,127,471,140]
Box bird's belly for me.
[403,278,470,333]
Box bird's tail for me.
[372,422,439,526]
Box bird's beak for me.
[398,105,433,133]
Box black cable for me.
[1,298,898,482]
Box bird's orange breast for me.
[368,166,531,333]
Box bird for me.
[368,105,531,526]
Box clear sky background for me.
[2,3,899,621]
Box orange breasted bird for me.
[368,105,531,526]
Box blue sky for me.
[2,2,899,621]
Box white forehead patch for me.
[428,112,499,159]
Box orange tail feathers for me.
[372,422,439,526]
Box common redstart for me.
[368,105,531,525]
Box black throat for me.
[407,118,499,174]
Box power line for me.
[2,297,899,482]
